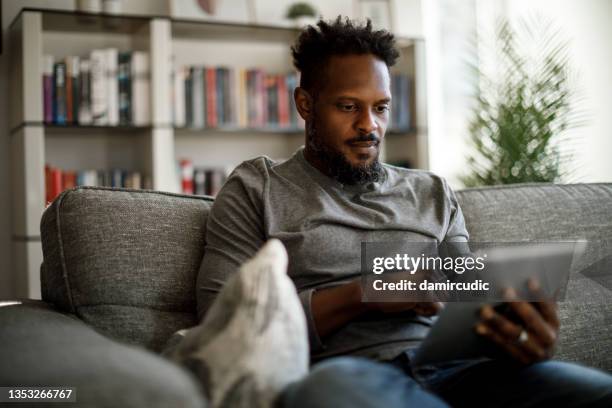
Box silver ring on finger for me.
[516,329,529,345]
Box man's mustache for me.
[347,134,380,145]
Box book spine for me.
[259,70,267,128]
[70,56,80,125]
[239,68,247,128]
[229,67,237,127]
[53,62,67,125]
[43,56,54,124]
[206,68,217,128]
[131,51,150,126]
[90,49,108,125]
[78,59,93,124]
[180,159,194,194]
[185,68,193,126]
[278,74,289,128]
[216,67,224,126]
[265,74,276,127]
[106,48,119,126]
[65,58,73,124]
[62,171,76,190]
[45,165,51,204]
[51,167,62,202]
[132,172,142,189]
[194,168,206,195]
[111,169,123,187]
[174,65,186,127]
[287,73,298,128]
[192,67,204,128]
[223,68,231,126]
[246,70,254,127]
[118,52,132,125]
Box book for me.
[265,74,277,127]
[106,48,119,126]
[180,159,194,194]
[78,59,93,124]
[42,55,54,124]
[192,67,205,128]
[194,168,206,195]
[45,165,63,204]
[173,64,186,127]
[206,68,217,128]
[90,49,108,125]
[234,68,246,128]
[185,68,193,126]
[118,52,132,125]
[131,51,150,126]
[53,62,67,125]
[278,74,289,128]
[65,56,79,124]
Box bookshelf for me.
[9,8,429,299]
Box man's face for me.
[303,54,391,184]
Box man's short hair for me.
[291,16,400,94]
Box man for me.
[196,17,612,407]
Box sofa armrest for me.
[0,301,207,408]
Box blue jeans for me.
[280,352,612,407]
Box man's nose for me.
[355,109,379,135]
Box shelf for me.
[172,19,300,43]
[13,8,424,45]
[174,126,303,135]
[44,124,152,136]
[388,127,418,135]
[14,8,152,34]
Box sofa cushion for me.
[0,301,207,408]
[40,187,213,352]
[456,183,612,371]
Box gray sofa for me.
[1,183,611,407]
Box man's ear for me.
[294,87,314,121]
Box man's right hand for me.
[311,278,443,339]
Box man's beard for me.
[306,119,383,186]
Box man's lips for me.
[348,140,379,148]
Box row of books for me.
[179,159,228,197]
[172,66,304,130]
[42,50,150,126]
[45,165,150,204]
[42,52,411,131]
[390,73,412,131]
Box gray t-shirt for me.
[197,146,469,362]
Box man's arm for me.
[310,280,443,339]
[196,162,266,320]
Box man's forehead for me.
[320,54,391,96]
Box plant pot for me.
[293,16,318,28]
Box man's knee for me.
[282,357,400,402]
[279,357,449,408]
[523,360,612,407]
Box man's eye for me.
[338,104,357,111]
[376,105,390,113]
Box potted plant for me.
[286,2,318,27]
[461,17,586,187]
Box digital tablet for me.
[411,241,586,367]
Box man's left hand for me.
[475,283,559,365]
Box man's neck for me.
[303,146,331,179]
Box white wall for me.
[423,0,479,187]
[425,0,612,186]
[505,0,612,183]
